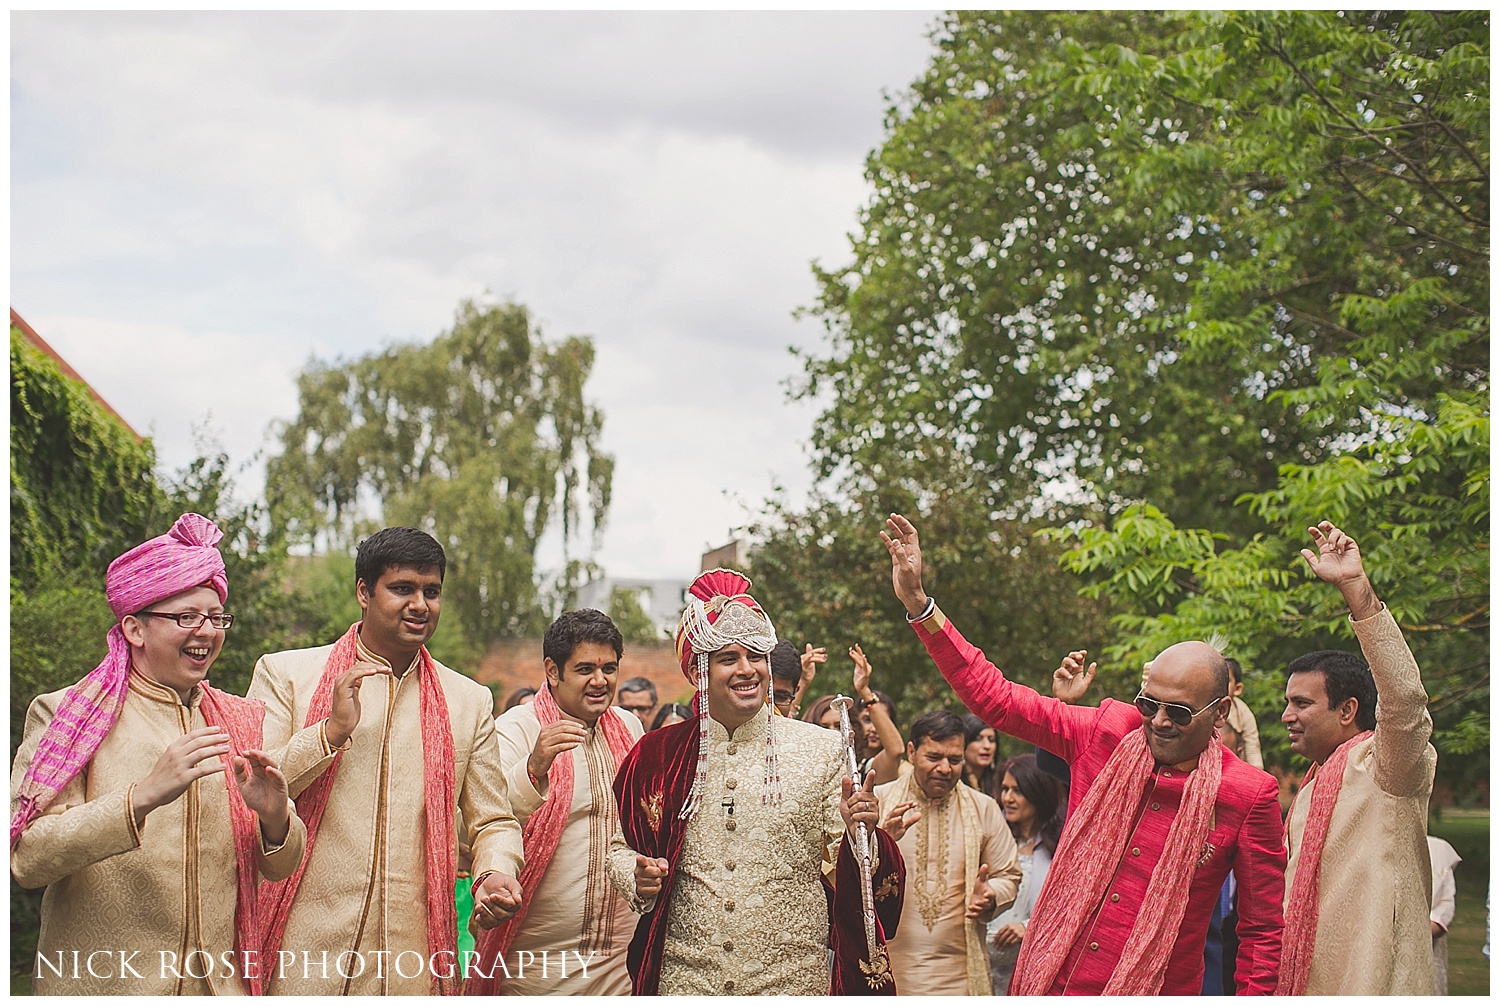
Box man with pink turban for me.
[606,569,906,995]
[10,513,306,995]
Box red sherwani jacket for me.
[912,608,1286,995]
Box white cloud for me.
[12,11,938,579]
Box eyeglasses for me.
[139,611,235,630]
[1133,691,1223,727]
[772,690,797,706]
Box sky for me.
[11,11,940,581]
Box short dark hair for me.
[543,609,623,668]
[618,676,658,704]
[769,641,801,686]
[1286,649,1377,731]
[1225,657,1243,686]
[908,709,966,749]
[503,686,537,711]
[355,527,446,587]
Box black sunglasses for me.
[1133,691,1224,727]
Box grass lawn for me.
[1430,810,1490,995]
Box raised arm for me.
[882,514,1101,758]
[849,644,905,785]
[1301,521,1434,796]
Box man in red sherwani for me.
[882,514,1285,995]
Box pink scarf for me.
[257,623,459,995]
[1011,728,1223,995]
[1276,729,1374,995]
[465,683,636,993]
[197,685,271,995]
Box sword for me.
[832,694,889,987]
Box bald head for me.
[1147,641,1231,706]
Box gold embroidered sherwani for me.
[494,703,643,995]
[1285,606,1437,995]
[875,777,1018,995]
[248,639,524,995]
[11,671,306,995]
[606,708,849,995]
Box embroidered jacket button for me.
[726,778,738,789]
[727,743,739,755]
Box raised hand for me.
[879,799,921,841]
[880,514,930,618]
[1052,650,1098,705]
[471,872,524,929]
[634,854,669,901]
[132,726,232,826]
[325,664,391,749]
[527,720,588,784]
[232,749,291,842]
[800,644,827,685]
[849,644,876,701]
[965,864,998,919]
[840,772,881,833]
[1300,521,1381,619]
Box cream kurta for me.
[249,639,524,995]
[11,671,306,995]
[607,708,849,995]
[875,779,1018,995]
[1285,606,1437,995]
[494,703,643,994]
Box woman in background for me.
[988,753,1066,992]
[962,713,1000,799]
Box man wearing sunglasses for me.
[882,513,1285,996]
[1275,522,1437,995]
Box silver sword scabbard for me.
[832,694,890,986]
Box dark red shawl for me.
[613,718,904,995]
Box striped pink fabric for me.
[10,513,229,847]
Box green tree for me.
[793,11,1486,780]
[748,480,1109,739]
[266,300,614,658]
[608,585,662,643]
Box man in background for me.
[617,676,658,731]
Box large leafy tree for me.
[267,300,614,651]
[792,11,1486,777]
[749,480,1109,739]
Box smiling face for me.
[908,734,966,802]
[1283,670,1360,765]
[966,727,997,774]
[998,770,1038,833]
[357,563,442,667]
[120,584,226,702]
[546,641,621,726]
[1138,641,1229,766]
[704,642,769,733]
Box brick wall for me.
[474,637,696,712]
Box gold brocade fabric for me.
[11,671,306,995]
[249,640,524,995]
[876,776,1019,996]
[607,707,848,995]
[494,704,644,995]
[1284,607,1438,995]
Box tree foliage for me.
[11,326,160,590]
[749,480,1109,740]
[267,300,614,650]
[608,586,663,643]
[791,11,1486,779]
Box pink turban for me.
[106,511,228,618]
[11,513,229,847]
